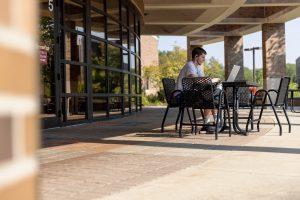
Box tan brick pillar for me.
[262,23,286,90]
[224,36,244,80]
[0,0,38,199]
[187,37,192,61]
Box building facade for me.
[40,0,143,128]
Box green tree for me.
[255,69,263,87]
[159,45,187,80]
[286,63,296,83]
[204,57,224,79]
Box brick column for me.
[187,37,192,61]
[224,36,244,80]
[0,0,38,199]
[262,23,286,90]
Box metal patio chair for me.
[161,78,193,133]
[246,77,291,136]
[179,77,231,140]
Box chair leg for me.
[175,107,182,130]
[257,94,268,132]
[186,107,194,132]
[179,106,185,138]
[270,105,282,136]
[282,107,291,133]
[214,108,221,140]
[246,106,254,132]
[192,108,197,134]
[226,106,231,137]
[161,106,169,133]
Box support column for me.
[187,37,192,61]
[262,23,286,90]
[187,37,202,61]
[224,36,244,80]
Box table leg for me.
[232,86,247,135]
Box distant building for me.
[141,36,159,96]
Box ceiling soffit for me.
[142,0,300,45]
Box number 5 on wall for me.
[48,0,54,12]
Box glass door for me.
[40,0,61,128]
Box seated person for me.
[176,47,222,132]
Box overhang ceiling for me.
[141,0,300,45]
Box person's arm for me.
[187,73,197,78]
[186,62,197,77]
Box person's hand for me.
[212,78,220,83]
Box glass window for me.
[40,4,56,117]
[64,0,85,32]
[137,78,141,94]
[136,57,140,75]
[135,37,140,56]
[92,68,106,93]
[65,64,86,93]
[121,5,128,26]
[108,45,121,69]
[129,32,135,52]
[109,97,122,115]
[124,96,130,113]
[91,0,104,10]
[65,97,87,120]
[137,97,142,109]
[91,40,105,66]
[124,73,129,94]
[109,71,122,94]
[122,28,128,49]
[91,10,105,38]
[130,54,135,73]
[64,32,85,62]
[123,50,129,70]
[93,97,107,118]
[131,97,136,112]
[131,75,136,94]
[107,18,120,44]
[107,0,120,20]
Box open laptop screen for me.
[226,65,240,82]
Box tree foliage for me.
[159,45,187,80]
[204,57,224,79]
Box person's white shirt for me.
[176,61,205,90]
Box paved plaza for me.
[39,107,300,200]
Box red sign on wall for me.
[40,48,48,65]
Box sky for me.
[158,17,300,69]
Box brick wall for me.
[141,36,159,95]
[262,23,286,90]
[0,0,38,199]
[224,36,244,80]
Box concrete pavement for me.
[39,107,300,200]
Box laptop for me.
[226,65,240,82]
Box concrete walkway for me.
[39,107,300,200]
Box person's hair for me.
[192,47,207,59]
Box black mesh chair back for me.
[162,78,178,106]
[275,77,290,106]
[182,77,215,109]
[161,78,183,133]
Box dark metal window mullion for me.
[86,0,93,122]
[53,0,62,123]
[118,0,125,115]
[103,0,110,118]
